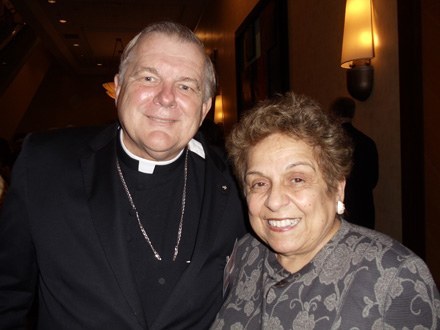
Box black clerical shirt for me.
[116,140,203,327]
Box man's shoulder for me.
[25,124,116,152]
[344,124,377,149]
[17,124,117,168]
[194,133,230,173]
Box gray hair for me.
[118,21,216,102]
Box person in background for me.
[0,138,12,207]
[211,92,439,329]
[0,175,5,207]
[329,96,379,229]
[0,21,247,329]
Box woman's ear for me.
[337,179,346,202]
[335,180,347,215]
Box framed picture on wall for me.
[235,0,290,115]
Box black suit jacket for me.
[342,122,379,229]
[0,124,247,329]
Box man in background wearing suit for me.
[330,97,379,229]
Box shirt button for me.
[158,277,166,285]
[274,278,290,288]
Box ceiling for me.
[8,0,209,75]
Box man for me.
[330,97,379,229]
[0,138,11,207]
[0,21,247,329]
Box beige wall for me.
[199,0,403,241]
[16,66,117,135]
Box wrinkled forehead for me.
[135,32,205,58]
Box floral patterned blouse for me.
[211,220,440,329]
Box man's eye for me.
[179,84,194,92]
[145,76,155,82]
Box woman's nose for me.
[264,184,289,211]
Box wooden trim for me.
[235,0,289,116]
[397,0,425,258]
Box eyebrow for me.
[134,66,202,91]
[133,66,158,76]
[179,77,201,92]
[245,161,316,179]
[286,161,316,171]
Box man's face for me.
[114,32,211,161]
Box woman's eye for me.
[292,177,305,184]
[250,181,268,190]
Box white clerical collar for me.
[119,130,205,174]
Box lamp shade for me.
[341,0,374,68]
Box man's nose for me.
[154,82,177,108]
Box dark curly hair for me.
[226,92,353,194]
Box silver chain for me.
[116,148,189,261]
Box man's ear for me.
[114,74,121,105]
[200,97,213,124]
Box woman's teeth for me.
[268,218,300,228]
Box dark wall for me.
[16,64,118,137]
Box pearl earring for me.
[337,200,345,215]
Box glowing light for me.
[341,0,374,68]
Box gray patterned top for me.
[211,220,440,329]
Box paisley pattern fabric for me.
[211,220,440,329]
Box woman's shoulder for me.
[341,220,430,272]
[237,232,260,248]
[234,233,266,259]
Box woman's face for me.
[244,133,345,272]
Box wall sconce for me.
[214,94,224,124]
[341,0,375,101]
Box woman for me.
[211,92,439,329]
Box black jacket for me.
[0,124,247,329]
